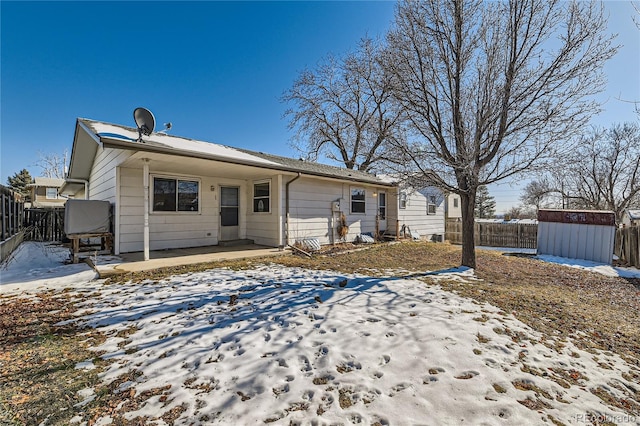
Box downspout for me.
[285,173,302,247]
[64,178,90,200]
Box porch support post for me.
[143,159,150,261]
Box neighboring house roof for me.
[69,118,394,187]
[627,210,640,220]
[28,177,65,188]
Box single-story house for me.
[60,118,445,257]
[621,209,640,227]
[27,177,66,208]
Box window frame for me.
[151,175,201,214]
[399,192,407,209]
[252,179,271,213]
[350,187,366,214]
[45,187,58,200]
[427,195,437,215]
[453,197,459,208]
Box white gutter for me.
[62,178,89,199]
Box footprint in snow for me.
[389,382,410,396]
[423,375,438,384]
[272,383,290,397]
[299,355,312,372]
[379,355,391,365]
[455,371,479,379]
[484,358,498,368]
[371,415,390,425]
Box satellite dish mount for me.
[133,107,156,142]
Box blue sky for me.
[2,1,638,213]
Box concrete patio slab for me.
[93,245,287,278]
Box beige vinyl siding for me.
[284,177,380,245]
[118,167,223,253]
[397,189,445,240]
[245,175,282,247]
[89,146,132,203]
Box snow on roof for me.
[84,120,280,167]
[476,218,538,224]
[29,177,66,187]
[79,119,391,186]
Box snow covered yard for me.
[63,265,638,425]
[2,242,639,425]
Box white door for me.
[378,191,387,233]
[220,186,239,241]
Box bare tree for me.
[520,179,560,210]
[504,205,537,220]
[282,38,405,172]
[34,150,68,179]
[384,0,617,267]
[524,123,640,222]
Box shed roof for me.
[72,118,394,187]
[627,209,640,220]
[28,177,65,188]
[537,209,616,226]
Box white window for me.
[399,192,407,209]
[253,180,270,213]
[46,187,58,199]
[152,176,199,212]
[351,187,366,214]
[427,195,437,215]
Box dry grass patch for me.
[0,292,106,426]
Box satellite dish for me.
[133,107,156,141]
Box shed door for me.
[220,186,239,241]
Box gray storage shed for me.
[537,209,616,264]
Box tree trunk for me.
[460,191,476,269]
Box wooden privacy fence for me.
[446,221,538,249]
[1,185,25,241]
[24,207,65,242]
[615,226,640,268]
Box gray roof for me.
[235,149,394,186]
[76,118,394,187]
